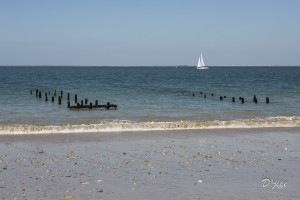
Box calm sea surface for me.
[0,66,299,133]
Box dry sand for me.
[0,128,299,200]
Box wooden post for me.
[211,93,214,96]
[45,93,48,101]
[81,100,83,107]
[67,101,70,108]
[241,98,245,104]
[220,96,223,100]
[75,94,77,103]
[193,93,195,96]
[89,103,93,109]
[253,95,258,103]
[106,102,110,110]
[30,90,32,95]
[85,99,88,105]
[58,96,61,105]
[266,97,270,104]
[52,96,54,103]
[232,97,235,102]
[67,93,70,100]
[39,92,42,99]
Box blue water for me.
[0,66,299,133]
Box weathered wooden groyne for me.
[31,88,118,110]
[192,91,270,104]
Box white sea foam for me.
[0,116,299,135]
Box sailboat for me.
[197,53,208,70]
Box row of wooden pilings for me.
[192,92,270,104]
[31,89,117,110]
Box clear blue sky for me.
[0,0,299,66]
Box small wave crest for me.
[1,116,299,135]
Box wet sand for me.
[0,128,299,200]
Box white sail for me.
[200,53,205,67]
[197,57,202,68]
[197,52,208,70]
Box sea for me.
[0,66,299,134]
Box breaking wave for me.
[0,116,299,135]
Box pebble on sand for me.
[64,195,74,199]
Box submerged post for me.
[106,102,110,110]
[241,98,245,104]
[67,101,70,108]
[253,95,258,103]
[232,97,235,102]
[220,96,223,101]
[58,96,61,105]
[85,99,88,105]
[39,92,42,99]
[45,93,48,101]
[52,96,54,103]
[81,100,83,107]
[266,97,270,104]
[89,102,93,109]
[75,94,77,103]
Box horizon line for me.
[0,65,300,67]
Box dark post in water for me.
[266,97,270,104]
[253,95,258,104]
[75,94,77,103]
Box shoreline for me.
[1,116,300,135]
[0,127,300,141]
[0,128,299,199]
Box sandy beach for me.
[0,128,299,200]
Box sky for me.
[0,0,300,66]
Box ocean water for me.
[0,66,299,134]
